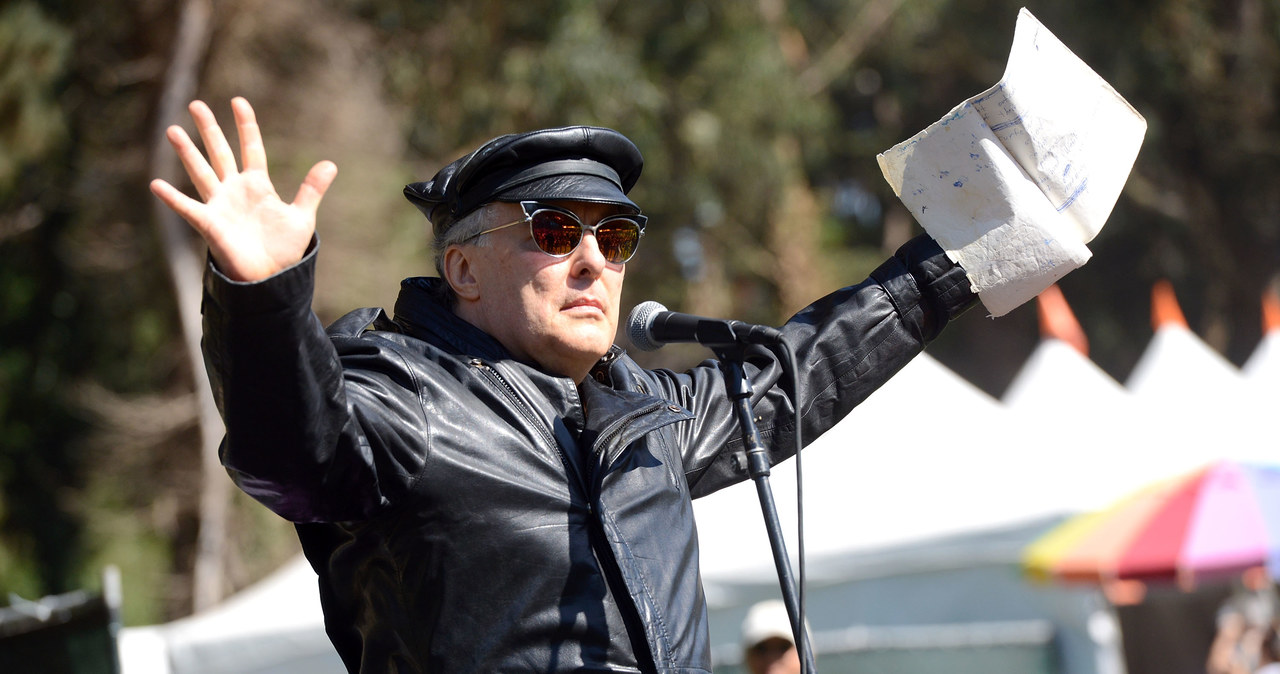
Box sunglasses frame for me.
[470,201,647,264]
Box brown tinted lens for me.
[529,211,583,256]
[594,220,641,263]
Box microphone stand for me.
[711,345,816,674]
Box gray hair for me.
[429,203,502,307]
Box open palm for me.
[150,97,337,282]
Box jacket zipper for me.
[591,400,681,673]
[570,401,668,514]
[472,358,677,671]
[593,400,671,465]
[468,358,591,499]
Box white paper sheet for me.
[877,8,1147,316]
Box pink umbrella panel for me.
[1024,461,1280,588]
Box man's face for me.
[456,200,630,381]
[744,637,801,674]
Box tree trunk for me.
[767,136,825,316]
[148,0,227,613]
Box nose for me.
[570,230,611,278]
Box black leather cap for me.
[404,126,644,235]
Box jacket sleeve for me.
[650,234,976,498]
[200,242,425,523]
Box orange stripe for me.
[1152,279,1189,331]
[1262,286,1280,334]
[1038,284,1089,356]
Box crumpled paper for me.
[877,7,1147,316]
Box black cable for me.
[777,341,813,673]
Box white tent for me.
[1243,330,1280,385]
[117,555,343,674]
[1242,292,1280,399]
[999,286,1143,514]
[691,348,1120,674]
[1125,312,1269,468]
[999,336,1150,515]
[694,352,1027,588]
[1003,337,1127,410]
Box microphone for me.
[626,301,784,352]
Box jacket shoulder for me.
[326,307,401,339]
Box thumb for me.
[293,160,338,214]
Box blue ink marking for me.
[942,106,970,126]
[972,84,1006,105]
[970,153,981,159]
[953,180,964,187]
[989,117,1023,133]
[1062,163,1072,178]
[939,170,950,178]
[1056,178,1089,212]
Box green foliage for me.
[2,0,1278,626]
[338,0,843,329]
[0,1,82,598]
[0,0,198,621]
[0,2,70,200]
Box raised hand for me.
[150,97,338,282]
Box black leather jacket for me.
[200,234,974,673]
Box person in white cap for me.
[741,600,804,674]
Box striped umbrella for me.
[1024,460,1280,592]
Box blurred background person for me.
[1256,621,1280,674]
[741,599,803,674]
[1208,582,1279,674]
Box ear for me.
[442,246,481,302]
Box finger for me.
[150,179,213,237]
[165,125,221,200]
[189,100,238,180]
[231,97,269,174]
[292,160,338,214]
[152,179,237,270]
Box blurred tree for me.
[2,0,1278,627]
[148,0,228,614]
[1104,0,1280,372]
[335,0,849,368]
[0,0,299,625]
[0,1,78,601]
[834,0,1280,391]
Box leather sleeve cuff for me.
[876,234,978,342]
[202,238,319,317]
[902,235,978,324]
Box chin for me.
[579,339,615,361]
[564,333,614,362]
[563,320,614,345]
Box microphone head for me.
[626,301,668,351]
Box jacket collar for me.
[393,277,511,361]
[578,376,691,449]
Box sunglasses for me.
[471,201,647,264]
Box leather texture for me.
[200,234,975,673]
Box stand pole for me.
[715,352,815,673]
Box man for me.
[740,600,803,674]
[151,97,976,672]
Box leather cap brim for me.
[494,174,638,212]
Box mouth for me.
[563,297,606,316]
